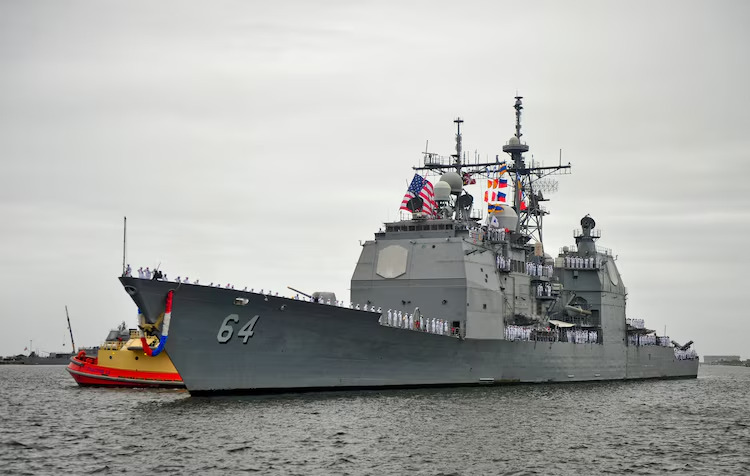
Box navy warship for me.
[120,97,698,395]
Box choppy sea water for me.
[0,365,748,475]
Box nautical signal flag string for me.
[399,174,436,216]
[517,172,528,211]
[487,179,509,189]
[484,191,507,202]
[486,163,509,189]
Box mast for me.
[502,96,570,243]
[122,216,127,276]
[412,96,571,240]
[502,96,529,231]
[65,305,76,353]
[453,117,464,174]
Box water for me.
[1,365,748,475]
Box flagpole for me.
[122,216,127,276]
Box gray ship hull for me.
[121,278,698,395]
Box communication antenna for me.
[453,117,464,172]
[122,216,127,276]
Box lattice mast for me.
[413,97,571,241]
[502,96,570,243]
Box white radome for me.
[490,203,518,230]
[434,181,452,201]
[439,172,463,194]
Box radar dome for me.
[544,253,554,266]
[439,172,463,194]
[508,136,521,145]
[434,181,451,201]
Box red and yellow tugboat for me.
[67,323,183,388]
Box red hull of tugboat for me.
[67,353,184,388]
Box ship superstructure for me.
[119,97,698,395]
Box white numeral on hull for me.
[217,314,260,344]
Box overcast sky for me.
[1,0,748,359]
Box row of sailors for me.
[564,256,601,269]
[628,334,669,346]
[380,310,454,336]
[126,268,387,314]
[505,325,532,341]
[536,283,552,297]
[674,348,698,360]
[127,266,284,294]
[565,329,599,344]
[127,265,205,285]
[526,262,554,278]
[495,255,512,272]
[626,318,645,329]
[485,228,507,242]
[505,325,599,344]
[468,227,508,242]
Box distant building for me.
[703,355,741,364]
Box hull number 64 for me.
[217,314,260,344]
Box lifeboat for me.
[66,326,183,388]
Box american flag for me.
[399,174,435,216]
